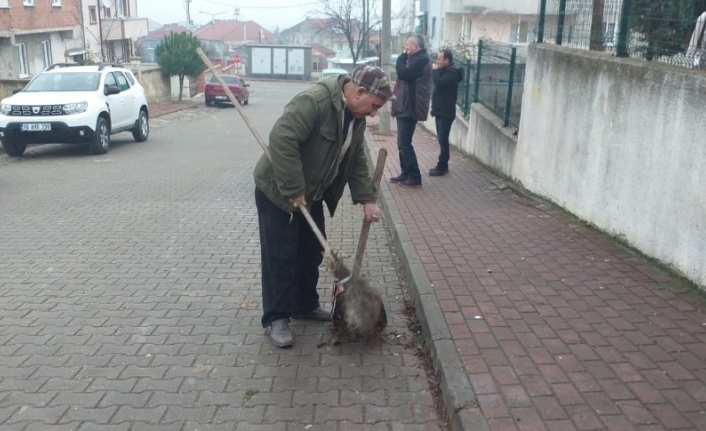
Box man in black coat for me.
[390,35,432,187]
[429,49,463,176]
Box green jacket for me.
[253,75,375,215]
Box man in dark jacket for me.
[253,65,394,348]
[390,35,432,187]
[429,49,463,176]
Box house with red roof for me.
[194,20,277,50]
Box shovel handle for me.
[195,47,334,259]
[352,148,387,277]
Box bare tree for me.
[317,0,382,64]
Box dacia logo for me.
[32,106,40,114]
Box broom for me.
[195,48,386,338]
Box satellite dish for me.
[100,0,111,8]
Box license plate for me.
[21,123,51,132]
[216,95,227,100]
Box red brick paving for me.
[368,117,706,431]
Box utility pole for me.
[380,0,391,134]
[185,0,193,26]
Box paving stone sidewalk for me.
[0,102,445,430]
[368,117,706,431]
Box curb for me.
[151,102,199,118]
[364,132,490,431]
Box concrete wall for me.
[421,104,517,178]
[514,44,706,288]
[125,64,171,104]
[0,79,31,100]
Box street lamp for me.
[199,10,226,22]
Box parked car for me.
[321,68,350,78]
[0,63,149,156]
[205,75,250,106]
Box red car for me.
[205,75,250,106]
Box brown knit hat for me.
[351,65,395,101]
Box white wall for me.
[515,44,706,288]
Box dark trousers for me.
[396,117,421,182]
[255,187,324,328]
[435,116,454,170]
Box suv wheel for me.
[1,138,27,157]
[132,110,149,142]
[91,117,110,155]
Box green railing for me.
[537,0,706,69]
[453,41,526,128]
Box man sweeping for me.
[253,65,395,348]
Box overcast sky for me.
[136,0,409,33]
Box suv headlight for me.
[62,102,88,115]
[0,104,11,115]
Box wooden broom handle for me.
[352,148,387,277]
[196,47,333,258]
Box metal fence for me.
[454,41,527,129]
[538,0,706,69]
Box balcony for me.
[101,17,149,42]
[449,0,539,15]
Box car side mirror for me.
[245,84,250,87]
[12,87,23,94]
[105,85,120,95]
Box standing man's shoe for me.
[398,178,422,187]
[268,318,294,348]
[428,166,448,176]
[390,174,407,183]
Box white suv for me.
[0,63,149,156]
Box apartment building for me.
[81,0,147,63]
[0,0,84,79]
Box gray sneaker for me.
[268,318,294,348]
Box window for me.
[603,22,616,45]
[431,17,437,39]
[42,41,52,70]
[513,20,537,44]
[52,0,61,6]
[125,71,135,85]
[114,72,130,91]
[22,0,34,6]
[116,0,126,17]
[17,43,29,77]
[24,72,101,92]
[0,0,9,8]
[89,6,97,24]
[102,6,111,18]
[104,72,117,90]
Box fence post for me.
[503,46,517,128]
[616,0,631,57]
[464,60,472,115]
[556,0,567,44]
[537,0,547,43]
[474,40,483,103]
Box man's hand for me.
[363,203,381,223]
[432,63,439,70]
[289,195,307,208]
